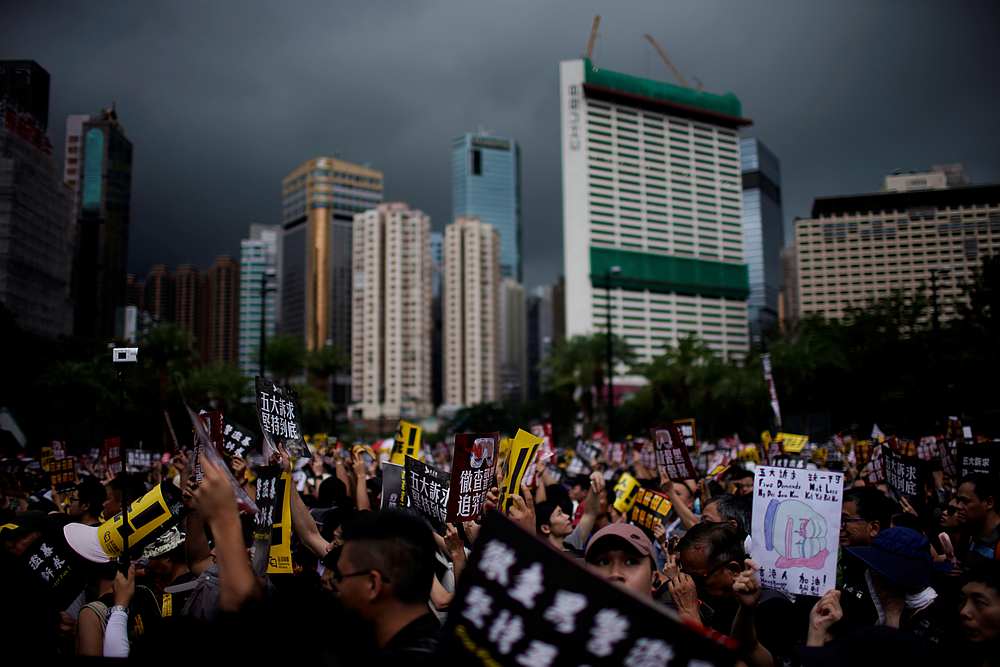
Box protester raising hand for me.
[806,589,843,647]
[508,482,536,535]
[732,558,762,608]
[113,564,136,608]
[667,570,700,623]
[191,455,258,611]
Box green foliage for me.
[263,334,305,383]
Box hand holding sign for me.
[192,455,238,525]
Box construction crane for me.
[643,33,690,88]
[585,15,601,60]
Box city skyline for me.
[5,2,998,291]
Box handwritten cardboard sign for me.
[751,466,843,597]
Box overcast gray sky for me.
[5,0,1000,289]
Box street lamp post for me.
[605,265,621,441]
[259,267,276,377]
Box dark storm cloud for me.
[4,1,999,289]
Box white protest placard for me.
[750,465,843,597]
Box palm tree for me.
[543,333,635,433]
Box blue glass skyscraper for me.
[451,132,521,280]
[740,137,784,340]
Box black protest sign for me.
[772,456,807,469]
[251,465,281,576]
[959,443,1000,480]
[881,445,928,503]
[22,523,84,608]
[222,420,255,459]
[381,462,404,509]
[255,377,307,459]
[447,433,500,523]
[48,456,78,492]
[438,511,736,666]
[403,456,450,534]
[651,425,696,481]
[629,489,673,538]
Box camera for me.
[112,347,139,363]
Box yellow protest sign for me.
[391,420,421,465]
[498,429,542,511]
[612,473,641,513]
[761,431,772,448]
[267,471,293,574]
[776,432,808,453]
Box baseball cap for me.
[585,523,654,562]
[0,510,48,540]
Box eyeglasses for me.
[683,562,727,587]
[841,515,868,524]
[331,567,390,584]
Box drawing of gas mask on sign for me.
[762,499,830,569]
[470,437,495,470]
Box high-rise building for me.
[70,105,133,340]
[560,59,752,364]
[238,225,280,378]
[526,283,557,401]
[350,203,433,421]
[430,230,444,407]
[63,114,90,221]
[143,264,174,324]
[793,166,1000,322]
[779,246,799,329]
[202,256,239,365]
[173,264,202,346]
[0,61,50,132]
[499,278,527,403]
[0,60,73,338]
[126,274,144,309]
[451,132,522,280]
[280,157,383,397]
[740,137,784,340]
[443,216,500,407]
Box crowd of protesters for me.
[1,429,999,666]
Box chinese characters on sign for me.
[103,437,122,475]
[48,456,78,491]
[222,420,255,459]
[255,377,306,458]
[629,489,672,537]
[448,433,500,523]
[673,418,698,451]
[251,466,291,575]
[438,511,735,666]
[391,420,422,465]
[881,445,927,503]
[403,457,451,533]
[958,443,999,479]
[651,425,696,482]
[750,466,843,597]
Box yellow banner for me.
[613,473,641,514]
[391,420,421,465]
[777,432,808,453]
[498,429,542,512]
[761,431,772,448]
[97,483,179,559]
[267,471,293,574]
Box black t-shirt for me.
[379,612,442,664]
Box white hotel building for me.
[560,59,752,363]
